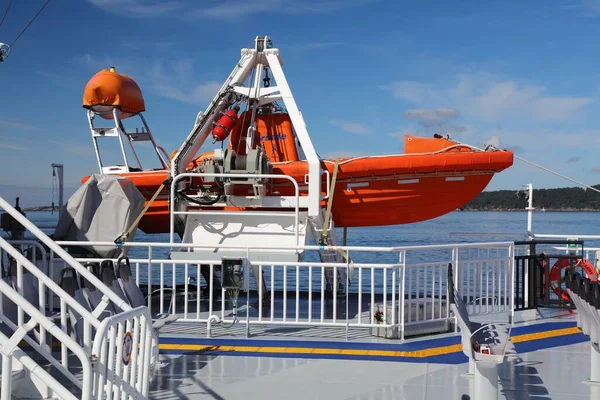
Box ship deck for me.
[150,308,593,399]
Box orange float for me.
[83,67,145,119]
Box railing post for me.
[509,244,515,324]
[1,354,13,400]
[400,250,406,340]
[345,250,350,342]
[528,242,537,309]
[452,247,460,332]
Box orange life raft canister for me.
[83,67,145,119]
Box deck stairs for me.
[0,196,156,399]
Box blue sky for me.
[2,0,600,205]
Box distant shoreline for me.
[23,206,58,211]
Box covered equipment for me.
[54,174,145,258]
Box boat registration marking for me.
[445,177,465,181]
[397,179,419,185]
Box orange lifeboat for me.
[83,67,145,119]
[81,110,514,233]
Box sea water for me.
[18,210,600,295]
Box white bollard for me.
[474,361,499,400]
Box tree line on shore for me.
[464,185,600,211]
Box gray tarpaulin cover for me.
[54,174,145,258]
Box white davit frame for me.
[171,36,322,218]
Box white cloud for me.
[87,0,376,19]
[299,42,345,50]
[78,54,220,105]
[381,72,592,123]
[320,150,373,159]
[65,144,95,155]
[0,143,26,151]
[403,108,458,122]
[531,97,593,121]
[0,119,40,132]
[86,0,181,17]
[484,135,501,149]
[388,130,413,139]
[329,120,372,135]
[380,81,445,106]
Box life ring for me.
[548,258,598,302]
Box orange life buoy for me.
[548,258,598,302]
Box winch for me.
[193,147,272,199]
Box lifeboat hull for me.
[84,146,512,233]
[328,174,493,227]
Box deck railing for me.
[43,240,515,339]
[0,196,155,399]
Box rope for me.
[321,159,339,242]
[114,178,171,245]
[9,0,51,47]
[319,159,354,282]
[514,154,600,194]
[0,0,12,28]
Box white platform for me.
[172,210,308,263]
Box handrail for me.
[52,239,516,253]
[0,237,100,329]
[0,277,93,399]
[532,233,600,240]
[0,331,78,400]
[91,306,154,398]
[0,196,131,312]
[170,172,301,245]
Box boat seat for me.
[116,257,178,330]
[99,260,129,305]
[80,276,116,321]
[59,267,93,346]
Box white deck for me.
[149,309,595,399]
[151,343,593,399]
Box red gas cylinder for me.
[212,105,240,142]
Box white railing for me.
[50,240,515,340]
[0,196,155,399]
[170,172,302,245]
[92,307,154,399]
[453,246,514,317]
